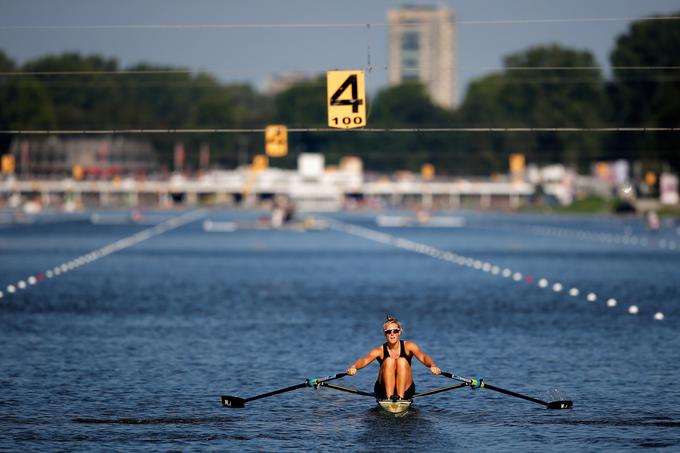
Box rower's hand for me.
[346,367,357,376]
[430,366,441,375]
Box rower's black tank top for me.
[377,340,412,365]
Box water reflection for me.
[357,406,457,450]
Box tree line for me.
[1,13,678,175]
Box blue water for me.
[1,210,679,451]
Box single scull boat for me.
[221,371,573,413]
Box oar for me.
[441,372,573,409]
[319,382,376,397]
[321,381,469,399]
[221,373,347,408]
[413,382,468,398]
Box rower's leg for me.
[379,357,397,398]
[395,357,413,399]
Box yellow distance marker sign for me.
[252,154,269,172]
[265,125,288,157]
[421,163,435,181]
[509,153,525,173]
[1,154,15,174]
[72,164,84,181]
[327,70,366,129]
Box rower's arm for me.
[347,347,381,375]
[408,341,441,374]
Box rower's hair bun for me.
[383,314,403,334]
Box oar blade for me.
[546,400,573,410]
[221,395,246,408]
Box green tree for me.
[609,12,680,172]
[458,45,610,172]
[365,82,456,171]
[272,76,328,165]
[504,45,609,168]
[0,50,56,152]
[186,83,273,168]
[0,50,14,72]
[0,50,17,152]
[457,74,509,173]
[22,53,119,129]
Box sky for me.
[1,0,679,101]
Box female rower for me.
[346,315,441,401]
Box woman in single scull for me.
[346,315,441,401]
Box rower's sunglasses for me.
[384,329,401,335]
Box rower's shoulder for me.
[369,344,384,356]
[403,340,421,351]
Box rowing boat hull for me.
[377,399,412,414]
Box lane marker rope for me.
[530,225,678,252]
[324,217,666,321]
[0,210,206,302]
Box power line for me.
[0,23,369,31]
[2,66,678,77]
[12,77,678,89]
[1,15,679,31]
[504,66,680,71]
[2,127,678,135]
[0,70,198,76]
[456,16,680,25]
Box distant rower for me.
[346,315,441,400]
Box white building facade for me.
[388,5,457,109]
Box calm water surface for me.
[1,210,679,451]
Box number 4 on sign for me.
[327,70,366,129]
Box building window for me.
[401,31,419,51]
[403,57,418,69]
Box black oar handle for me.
[249,373,347,400]
[441,371,567,408]
[245,382,308,403]
[223,372,348,408]
[482,383,549,406]
[413,383,468,398]
[320,382,376,397]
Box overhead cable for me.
[2,127,678,135]
[1,15,679,31]
[2,66,679,77]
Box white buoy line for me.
[530,225,678,252]
[0,209,206,302]
[324,218,666,322]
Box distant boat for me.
[202,220,238,232]
[22,201,42,215]
[90,211,144,225]
[202,217,329,233]
[376,215,464,228]
[647,211,660,231]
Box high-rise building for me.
[388,5,457,109]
